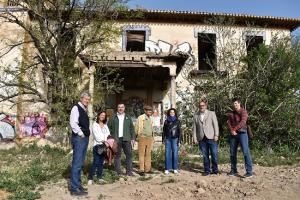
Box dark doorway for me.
[198,33,216,71]
[126,30,146,52]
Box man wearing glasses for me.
[193,99,219,176]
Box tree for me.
[178,18,300,151]
[0,0,127,129]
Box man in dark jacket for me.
[227,98,253,178]
[108,103,136,176]
[69,92,91,196]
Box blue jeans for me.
[229,132,253,174]
[70,135,89,191]
[165,138,179,170]
[88,145,106,180]
[199,137,218,173]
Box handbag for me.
[95,143,107,156]
[247,125,254,139]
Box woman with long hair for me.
[162,108,181,174]
[88,111,110,184]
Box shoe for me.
[70,188,88,196]
[126,172,134,177]
[164,170,170,174]
[79,186,88,192]
[173,170,179,174]
[243,173,253,178]
[139,172,145,176]
[98,178,107,183]
[87,180,93,185]
[211,171,219,175]
[202,172,210,176]
[228,171,238,176]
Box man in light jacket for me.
[135,105,154,176]
[193,99,219,176]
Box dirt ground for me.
[40,164,300,200]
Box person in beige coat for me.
[135,105,154,176]
[193,99,219,176]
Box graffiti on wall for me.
[20,113,48,138]
[0,113,49,139]
[124,96,146,120]
[145,40,196,65]
[0,113,16,140]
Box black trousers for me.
[114,137,133,174]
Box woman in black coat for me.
[162,108,181,174]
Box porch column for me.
[166,64,177,108]
[170,76,176,108]
[88,64,96,125]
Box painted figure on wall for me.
[124,96,146,120]
[20,113,48,138]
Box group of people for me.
[69,92,253,196]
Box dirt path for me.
[40,164,300,200]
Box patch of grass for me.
[137,176,153,181]
[0,144,71,200]
[152,146,165,170]
[179,144,300,167]
[101,167,120,184]
[1,141,299,199]
[97,193,105,200]
[251,149,300,167]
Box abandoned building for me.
[1,0,300,126]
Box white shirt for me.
[200,112,205,122]
[152,116,161,127]
[69,102,87,136]
[117,113,125,138]
[92,122,110,146]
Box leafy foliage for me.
[0,0,127,129]
[179,35,300,151]
[0,144,70,200]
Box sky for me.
[127,0,300,35]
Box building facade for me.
[1,1,300,124]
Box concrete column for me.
[163,63,177,109]
[170,76,176,108]
[88,64,96,125]
[87,64,96,149]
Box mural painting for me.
[124,96,146,121]
[0,113,16,140]
[20,113,49,138]
[0,113,49,140]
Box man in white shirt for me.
[69,92,91,196]
[193,99,219,176]
[108,103,136,176]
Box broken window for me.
[246,35,264,53]
[126,30,145,52]
[198,33,216,71]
